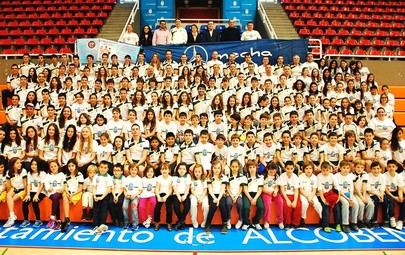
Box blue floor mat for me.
[0,223,404,251]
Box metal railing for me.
[118,0,139,42]
[258,0,278,39]
[308,38,323,60]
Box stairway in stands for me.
[262,2,299,39]
[97,3,134,41]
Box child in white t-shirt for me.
[172,163,192,230]
[226,159,245,230]
[82,164,96,221]
[383,160,404,229]
[366,161,386,228]
[262,162,284,229]
[190,164,208,228]
[62,159,84,232]
[154,163,173,231]
[279,161,301,228]
[44,160,65,230]
[334,161,359,233]
[299,162,322,225]
[138,166,157,228]
[122,163,143,230]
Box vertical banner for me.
[76,38,141,63]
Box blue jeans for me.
[122,197,139,225]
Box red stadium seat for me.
[369,49,382,55]
[298,28,311,36]
[73,28,85,35]
[359,38,372,46]
[53,37,66,45]
[14,38,25,46]
[45,47,58,54]
[27,38,40,45]
[325,48,338,54]
[339,48,353,55]
[40,37,52,45]
[17,48,30,54]
[67,37,76,44]
[331,38,344,46]
[2,49,15,54]
[383,49,395,56]
[346,38,358,46]
[373,38,386,46]
[59,47,73,54]
[31,47,43,54]
[353,48,367,55]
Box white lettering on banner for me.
[0,227,18,239]
[92,230,115,242]
[62,226,79,240]
[242,228,272,244]
[117,230,132,242]
[73,229,93,241]
[218,48,272,62]
[286,228,318,244]
[349,231,375,243]
[314,228,348,243]
[364,228,399,243]
[28,228,56,240]
[131,231,154,243]
[383,228,405,242]
[267,228,292,244]
[174,228,214,245]
[10,228,33,239]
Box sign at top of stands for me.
[76,38,141,63]
[141,39,307,65]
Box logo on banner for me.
[183,45,209,62]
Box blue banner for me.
[0,225,404,251]
[76,38,141,64]
[142,39,308,65]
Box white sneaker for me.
[192,222,199,228]
[278,223,285,230]
[227,219,231,230]
[241,224,249,231]
[396,220,403,230]
[264,222,270,229]
[255,224,262,230]
[390,217,397,228]
[3,215,17,228]
[201,222,205,228]
[235,220,243,229]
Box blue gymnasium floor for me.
[0,223,404,252]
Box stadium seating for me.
[0,0,116,54]
[281,0,405,56]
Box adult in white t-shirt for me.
[241,22,262,41]
[120,24,139,45]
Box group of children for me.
[1,147,404,234]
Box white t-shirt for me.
[120,31,139,45]
[241,30,262,41]
[191,179,207,196]
[279,172,300,195]
[140,177,157,198]
[334,173,354,194]
[228,174,246,196]
[66,173,84,193]
[123,175,143,196]
[263,175,278,193]
[384,172,404,193]
[92,173,113,196]
[208,175,228,194]
[112,176,124,195]
[7,168,27,190]
[322,143,345,163]
[97,143,113,162]
[156,175,172,194]
[172,174,191,195]
[75,140,98,165]
[299,174,318,195]
[39,138,60,161]
[366,173,386,194]
[245,175,264,193]
[317,173,335,193]
[45,172,66,195]
[196,142,215,170]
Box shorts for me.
[0,191,6,202]
[14,189,26,200]
[64,191,83,205]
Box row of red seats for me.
[282,0,405,7]
[298,27,404,38]
[1,46,73,55]
[0,0,115,6]
[0,28,98,37]
[0,37,77,46]
[0,5,113,13]
[293,20,404,30]
[284,4,405,12]
[288,12,405,21]
[324,47,405,57]
[0,19,104,27]
[319,37,405,48]
[0,11,109,20]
